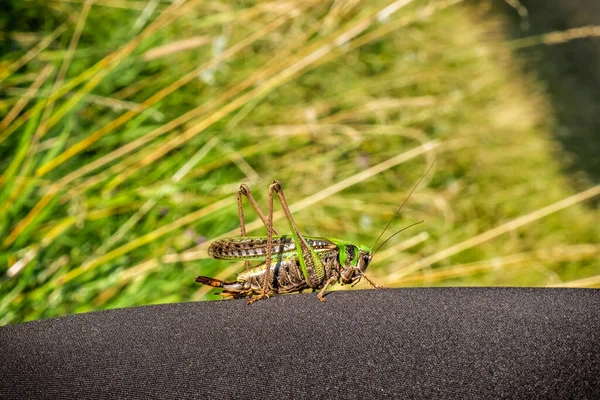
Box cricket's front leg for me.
[361,273,388,289]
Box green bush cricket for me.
[196,170,430,304]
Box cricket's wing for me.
[208,236,337,261]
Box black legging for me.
[2,288,599,399]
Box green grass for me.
[1,0,599,325]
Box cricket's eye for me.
[359,253,371,272]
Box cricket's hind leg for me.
[237,183,280,274]
[195,276,249,299]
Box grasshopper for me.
[196,175,425,304]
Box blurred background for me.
[1,0,599,325]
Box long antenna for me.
[373,220,423,255]
[370,161,435,251]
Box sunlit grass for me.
[1,0,599,325]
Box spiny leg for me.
[246,183,276,304]
[272,181,325,288]
[237,183,280,274]
[237,187,250,273]
[249,180,326,303]
[317,276,338,302]
[237,187,248,237]
[238,184,280,235]
[361,273,387,289]
[247,181,279,304]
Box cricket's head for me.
[341,244,373,284]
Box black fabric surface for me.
[1,288,599,399]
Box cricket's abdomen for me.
[208,236,336,261]
[242,259,309,294]
[197,259,310,299]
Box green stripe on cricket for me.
[196,167,430,304]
